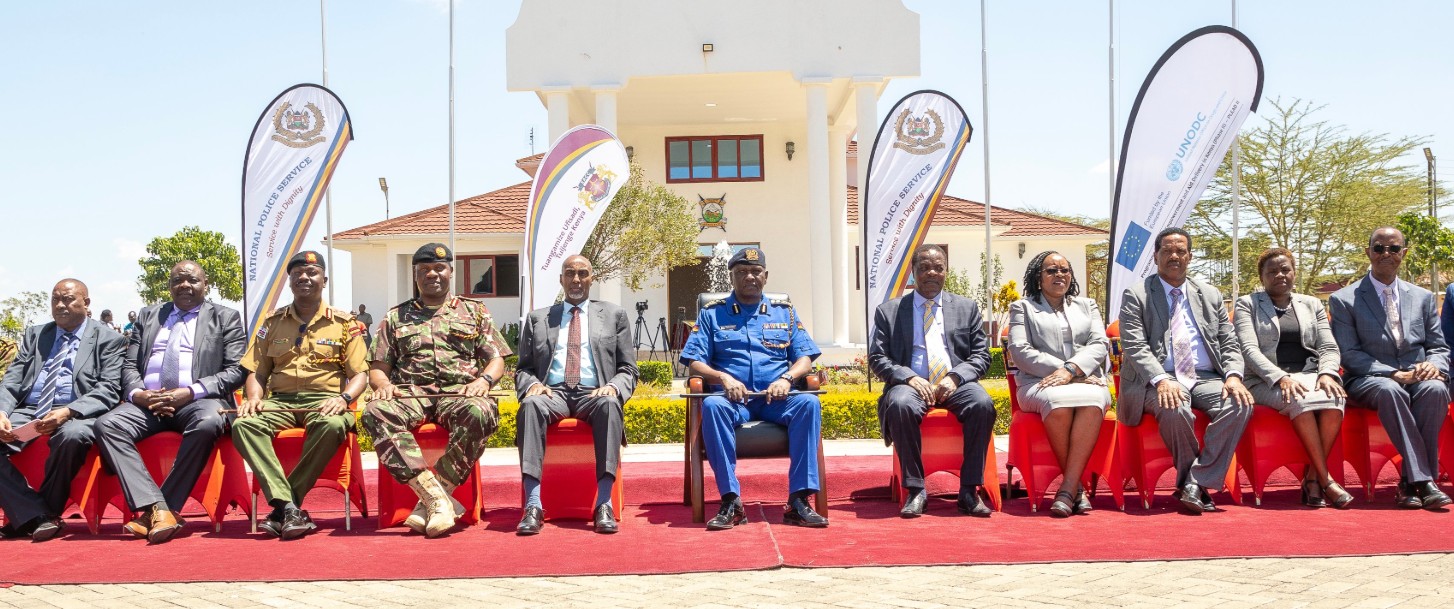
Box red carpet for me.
[0,453,1446,585]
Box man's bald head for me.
[560,255,595,305]
[51,279,90,332]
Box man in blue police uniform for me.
[680,247,827,530]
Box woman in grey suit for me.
[1006,251,1112,517]
[1234,248,1353,508]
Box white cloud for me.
[114,238,148,263]
[1088,159,1110,175]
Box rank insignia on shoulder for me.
[317,338,343,347]
[702,298,726,309]
[768,297,793,307]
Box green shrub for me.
[985,347,1006,379]
[637,361,673,388]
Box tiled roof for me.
[846,186,1105,236]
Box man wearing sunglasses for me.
[232,250,370,539]
[1330,227,1452,509]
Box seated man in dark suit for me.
[0,279,125,541]
[869,244,997,517]
[1332,226,1452,509]
[96,261,247,543]
[513,255,637,535]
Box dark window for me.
[457,254,520,297]
[665,135,765,183]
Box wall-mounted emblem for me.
[699,194,727,230]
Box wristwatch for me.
[1062,361,1080,377]
[339,391,354,403]
[779,373,795,384]
[480,373,497,387]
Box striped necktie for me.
[35,331,77,418]
[1169,288,1197,389]
[924,301,949,384]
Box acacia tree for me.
[0,291,47,341]
[1017,207,1110,309]
[580,163,700,289]
[137,226,244,304]
[1187,98,1427,295]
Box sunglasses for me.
[1042,267,1073,276]
[1371,244,1405,254]
[294,322,308,347]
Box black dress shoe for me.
[956,488,992,517]
[1073,488,1093,514]
[899,488,927,518]
[1178,483,1206,514]
[1416,481,1453,510]
[31,518,65,542]
[279,507,316,540]
[706,498,746,531]
[1199,490,1217,512]
[0,517,39,539]
[783,495,828,528]
[259,507,284,538]
[592,503,618,534]
[516,505,544,536]
[1396,482,1424,509]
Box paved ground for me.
[4,554,1453,608]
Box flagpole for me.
[448,0,457,271]
[1230,0,1241,304]
[1108,0,1117,220]
[320,0,336,303]
[980,0,993,340]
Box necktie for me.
[1385,287,1404,349]
[924,301,949,384]
[1169,288,1197,389]
[564,306,581,386]
[35,331,76,419]
[160,310,190,389]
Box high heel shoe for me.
[1321,479,1354,509]
[1049,490,1075,518]
[1073,487,1093,514]
[1301,479,1327,508]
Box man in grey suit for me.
[1118,227,1253,514]
[96,261,248,543]
[0,279,125,540]
[1329,226,1452,509]
[514,255,637,535]
[869,244,997,518]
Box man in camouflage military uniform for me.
[364,243,510,538]
[233,251,369,540]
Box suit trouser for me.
[1145,372,1251,491]
[0,411,96,525]
[1345,376,1448,484]
[702,393,821,498]
[96,399,228,512]
[516,385,623,483]
[362,388,499,486]
[231,393,353,506]
[879,382,997,490]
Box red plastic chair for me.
[375,423,484,528]
[534,417,624,521]
[89,433,254,532]
[888,408,1003,512]
[1340,406,1406,499]
[0,443,106,532]
[248,428,369,532]
[1004,355,1123,511]
[1439,406,1454,483]
[1234,404,1349,505]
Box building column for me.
[592,85,624,309]
[853,77,881,345]
[804,79,833,340]
[545,86,571,143]
[828,126,850,346]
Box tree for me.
[1017,207,1110,310]
[137,226,244,304]
[1187,98,1428,296]
[943,253,1004,315]
[0,290,47,341]
[580,163,701,290]
[1395,212,1454,286]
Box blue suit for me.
[680,293,822,497]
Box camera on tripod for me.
[635,300,649,314]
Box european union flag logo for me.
[1115,222,1151,271]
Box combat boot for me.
[403,478,465,534]
[406,470,458,538]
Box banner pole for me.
[448,0,457,273]
[1108,0,1117,232]
[320,0,336,304]
[980,0,993,341]
[1230,0,1241,305]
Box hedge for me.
[637,361,673,388]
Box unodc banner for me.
[520,125,630,316]
[1107,26,1263,322]
[862,90,972,340]
[240,84,353,339]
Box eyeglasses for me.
[1371,244,1405,254]
[1042,267,1073,276]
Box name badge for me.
[719,325,738,331]
[272,339,289,344]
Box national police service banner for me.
[1106,26,1263,322]
[520,125,630,316]
[240,83,353,339]
[862,90,972,340]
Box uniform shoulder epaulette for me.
[702,297,727,309]
[266,306,289,318]
[328,308,355,321]
[768,297,794,307]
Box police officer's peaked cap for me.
[727,247,766,269]
[413,243,454,264]
[287,250,326,273]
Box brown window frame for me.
[456,254,520,298]
[665,135,766,184]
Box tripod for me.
[634,310,669,361]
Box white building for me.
[332,0,1105,361]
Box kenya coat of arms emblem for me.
[891,108,946,155]
[270,102,327,148]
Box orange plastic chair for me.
[1,443,106,532]
[375,423,484,528]
[1439,406,1454,483]
[888,407,1003,512]
[1234,404,1348,505]
[1004,352,1123,511]
[535,417,624,521]
[88,433,254,532]
[248,428,368,532]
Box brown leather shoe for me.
[122,510,153,538]
[146,505,184,544]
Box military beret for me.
[728,247,766,269]
[287,250,325,273]
[413,242,453,264]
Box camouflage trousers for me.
[362,386,499,486]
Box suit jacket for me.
[1328,275,1449,379]
[514,300,638,402]
[1117,274,1244,425]
[1006,295,1110,386]
[121,300,247,400]
[1233,292,1340,389]
[868,291,991,387]
[0,319,126,418]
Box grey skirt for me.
[1249,372,1345,419]
[1016,380,1112,418]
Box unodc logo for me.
[1165,159,1183,181]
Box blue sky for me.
[1,0,1449,319]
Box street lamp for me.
[1426,148,1438,295]
[378,177,390,219]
